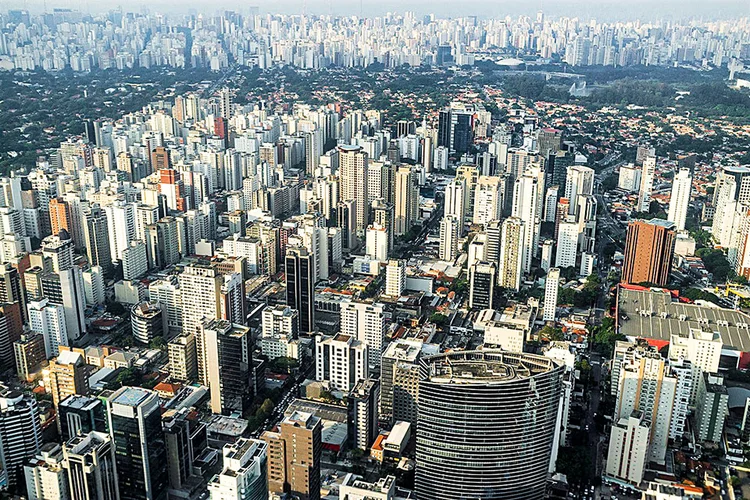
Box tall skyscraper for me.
[544,268,560,322]
[512,171,542,273]
[472,175,503,225]
[469,262,496,309]
[394,166,419,237]
[339,300,385,369]
[614,346,676,464]
[438,216,460,263]
[384,260,405,297]
[606,411,650,485]
[348,379,380,451]
[285,246,315,333]
[57,395,106,442]
[497,217,524,291]
[82,206,112,276]
[62,431,118,500]
[106,387,167,500]
[621,219,676,286]
[415,351,562,500]
[637,155,656,212]
[46,350,88,410]
[207,438,268,500]
[262,412,322,500]
[667,168,692,231]
[315,333,368,392]
[380,339,439,427]
[564,165,594,215]
[338,145,369,231]
[0,386,42,488]
[444,178,465,224]
[202,320,253,415]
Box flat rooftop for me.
[111,387,151,407]
[422,350,560,384]
[59,395,100,411]
[617,287,750,352]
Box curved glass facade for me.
[415,351,563,500]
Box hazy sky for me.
[8,0,750,20]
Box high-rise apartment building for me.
[512,171,542,273]
[380,339,439,427]
[544,268,560,322]
[497,217,524,291]
[261,305,299,360]
[695,372,729,443]
[384,260,405,297]
[40,267,86,344]
[103,201,135,262]
[564,165,594,215]
[262,411,322,500]
[606,411,650,485]
[614,346,676,464]
[315,334,368,392]
[415,351,563,500]
[106,387,167,500]
[667,168,692,231]
[472,175,503,225]
[46,350,88,410]
[621,219,676,286]
[28,298,68,358]
[637,155,656,212]
[178,264,223,383]
[394,166,419,237]
[443,178,465,223]
[669,328,722,404]
[339,300,385,369]
[438,216,460,263]
[338,145,369,231]
[169,332,197,382]
[23,443,68,500]
[14,333,46,382]
[0,386,42,488]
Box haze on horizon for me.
[6,0,750,21]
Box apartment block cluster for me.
[605,328,728,487]
[0,65,614,500]
[1,8,750,72]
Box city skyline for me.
[2,1,749,20]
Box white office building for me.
[315,334,368,392]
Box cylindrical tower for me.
[130,301,164,345]
[416,350,563,500]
